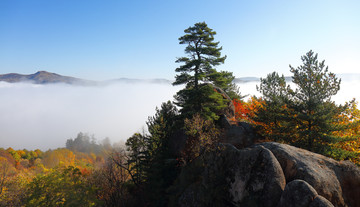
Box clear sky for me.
[1,0,359,81]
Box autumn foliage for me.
[232,95,360,166]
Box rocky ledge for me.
[170,142,360,207]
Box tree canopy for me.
[252,50,359,159]
[288,50,342,151]
[173,22,226,89]
[173,22,238,120]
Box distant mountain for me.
[0,71,95,85]
[0,71,174,86]
[2,71,357,86]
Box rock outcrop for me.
[171,144,286,206]
[277,179,318,207]
[171,142,360,207]
[259,142,360,207]
[310,196,335,207]
[219,116,263,148]
[309,195,334,207]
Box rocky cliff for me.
[170,142,360,207]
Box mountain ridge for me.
[0,71,174,85]
[1,71,359,85]
[0,71,262,85]
[0,71,94,85]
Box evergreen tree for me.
[65,133,102,154]
[288,50,342,151]
[125,133,148,185]
[145,101,179,206]
[124,102,180,206]
[173,22,237,120]
[255,72,294,142]
[255,51,358,161]
[146,101,178,158]
[208,70,241,100]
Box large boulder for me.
[277,179,318,207]
[278,179,334,207]
[310,196,335,207]
[170,141,360,207]
[170,143,286,207]
[258,142,360,207]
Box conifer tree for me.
[125,133,148,185]
[288,50,342,151]
[173,22,237,120]
[145,101,179,206]
[255,51,358,161]
[255,72,294,142]
[125,102,180,206]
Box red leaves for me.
[233,99,249,121]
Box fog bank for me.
[0,82,180,150]
[0,77,358,150]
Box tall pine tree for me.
[173,22,237,120]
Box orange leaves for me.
[233,99,249,121]
[232,97,264,124]
[327,100,360,165]
[80,167,91,176]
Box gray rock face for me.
[172,144,286,207]
[172,141,360,207]
[245,147,286,207]
[258,142,360,207]
[177,184,201,207]
[277,179,318,207]
[310,196,335,207]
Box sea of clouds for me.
[0,76,358,150]
[0,82,181,150]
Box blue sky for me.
[1,0,359,80]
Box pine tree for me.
[173,22,237,120]
[288,50,342,152]
[125,132,148,185]
[145,101,179,206]
[255,72,294,142]
[208,70,241,100]
[255,51,359,162]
